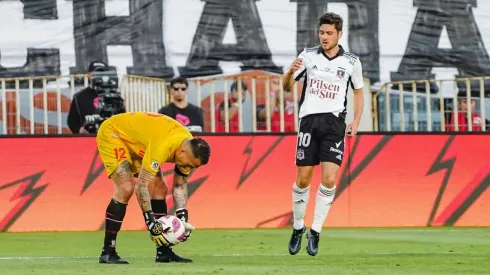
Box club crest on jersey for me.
[296,148,305,160]
[336,68,346,79]
[151,161,160,171]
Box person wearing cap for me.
[214,81,248,132]
[67,60,112,134]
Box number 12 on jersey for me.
[297,132,311,147]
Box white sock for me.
[311,185,336,233]
[292,183,310,230]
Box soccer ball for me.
[156,215,186,245]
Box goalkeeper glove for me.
[176,208,193,242]
[143,211,170,247]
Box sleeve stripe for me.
[294,69,306,81]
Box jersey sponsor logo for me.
[296,148,305,160]
[321,67,331,72]
[308,78,340,99]
[151,161,160,171]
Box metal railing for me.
[372,77,490,132]
[0,72,369,135]
[0,74,167,135]
[186,74,300,133]
[119,75,167,113]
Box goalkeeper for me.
[96,111,211,264]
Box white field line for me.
[0,251,489,260]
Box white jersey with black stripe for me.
[291,45,364,119]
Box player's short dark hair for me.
[318,12,343,32]
[190,137,211,165]
[170,76,188,88]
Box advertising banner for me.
[0,134,489,232]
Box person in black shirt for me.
[67,60,111,134]
[158,77,204,132]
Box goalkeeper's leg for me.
[99,161,134,264]
[150,172,193,263]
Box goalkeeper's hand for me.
[143,211,170,247]
[176,208,194,242]
[182,221,195,242]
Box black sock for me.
[151,199,169,253]
[103,198,127,252]
[151,199,167,220]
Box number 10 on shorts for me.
[297,132,311,147]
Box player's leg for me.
[100,161,135,264]
[149,172,193,263]
[306,115,345,256]
[289,117,319,255]
[288,165,314,255]
[96,123,134,264]
[306,161,339,256]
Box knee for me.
[115,184,135,203]
[321,173,336,189]
[150,178,168,199]
[296,172,311,189]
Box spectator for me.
[256,78,296,132]
[67,60,109,134]
[159,77,204,133]
[215,81,248,132]
[447,97,489,131]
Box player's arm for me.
[352,58,364,124]
[134,167,155,213]
[67,95,83,133]
[283,50,306,91]
[135,167,170,246]
[347,59,365,137]
[138,144,174,246]
[172,166,195,241]
[173,166,190,219]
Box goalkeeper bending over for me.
[96,111,211,264]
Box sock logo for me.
[294,199,305,204]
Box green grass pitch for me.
[0,228,489,275]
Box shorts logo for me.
[335,141,342,148]
[337,68,346,79]
[296,148,305,160]
[151,161,160,171]
[336,154,342,160]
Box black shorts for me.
[295,113,346,166]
